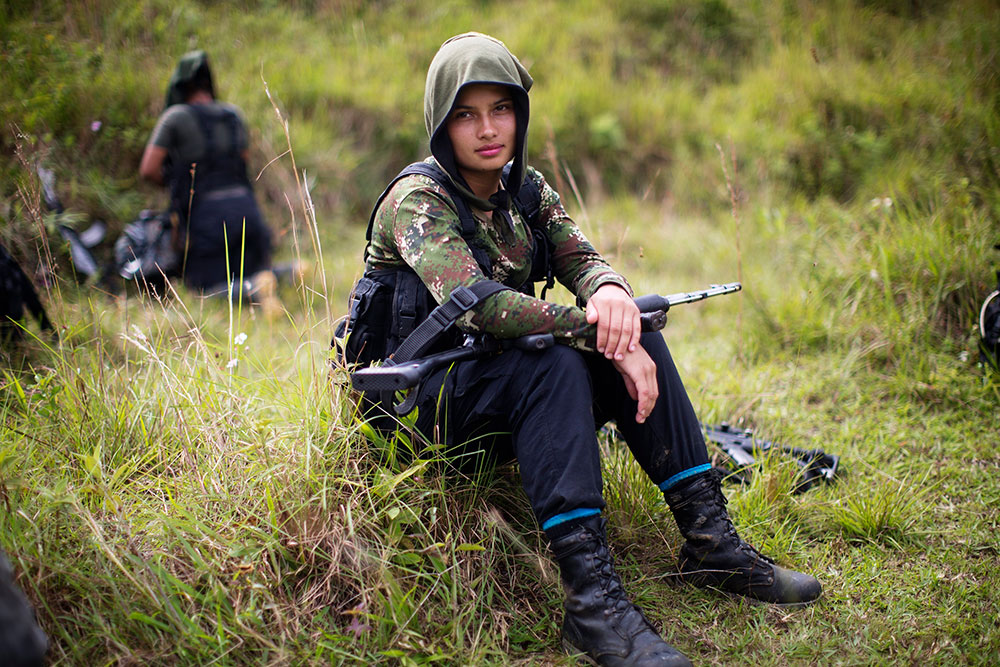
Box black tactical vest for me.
[168,104,252,223]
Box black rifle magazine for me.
[702,422,841,494]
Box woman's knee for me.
[526,344,590,383]
[640,331,670,359]
[496,345,593,414]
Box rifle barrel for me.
[634,282,741,315]
[663,282,742,308]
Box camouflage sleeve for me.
[529,166,632,302]
[388,181,603,351]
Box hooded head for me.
[165,50,215,108]
[424,33,532,209]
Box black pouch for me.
[334,269,449,367]
[335,273,395,367]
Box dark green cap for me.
[165,50,214,108]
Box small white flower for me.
[226,358,238,369]
[234,332,248,345]
[869,197,893,212]
[959,350,969,362]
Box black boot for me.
[549,516,691,666]
[665,470,822,607]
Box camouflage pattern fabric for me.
[365,158,631,352]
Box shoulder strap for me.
[503,165,553,297]
[365,162,458,242]
[171,105,248,211]
[503,163,543,230]
[364,161,492,275]
[187,104,241,155]
[389,280,508,365]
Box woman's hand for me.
[612,345,659,424]
[585,283,641,361]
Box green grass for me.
[2,0,1000,664]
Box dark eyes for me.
[452,104,512,121]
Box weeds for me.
[2,1,999,665]
[817,466,935,549]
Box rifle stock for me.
[352,344,489,393]
[350,333,557,394]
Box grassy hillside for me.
[1,0,999,664]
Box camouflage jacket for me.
[365,160,630,351]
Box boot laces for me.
[704,471,775,566]
[591,541,657,629]
[594,548,631,611]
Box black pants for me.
[180,190,272,290]
[406,331,710,528]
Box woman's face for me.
[445,83,517,181]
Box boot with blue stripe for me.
[664,469,822,606]
[549,515,692,666]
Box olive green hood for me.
[424,32,532,210]
[165,50,215,108]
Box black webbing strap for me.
[507,168,554,297]
[507,162,541,225]
[388,280,508,365]
[364,162,491,273]
[364,161,546,278]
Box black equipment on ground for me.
[38,164,182,290]
[113,209,179,286]
[0,242,53,344]
[38,165,107,280]
[702,422,840,494]
[979,244,1000,372]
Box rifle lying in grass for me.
[350,282,741,416]
[703,422,840,493]
[38,164,106,280]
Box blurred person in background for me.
[139,50,280,315]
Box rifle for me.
[37,165,106,279]
[702,422,840,493]
[350,282,742,416]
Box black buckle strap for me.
[448,284,479,311]
[388,281,508,365]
